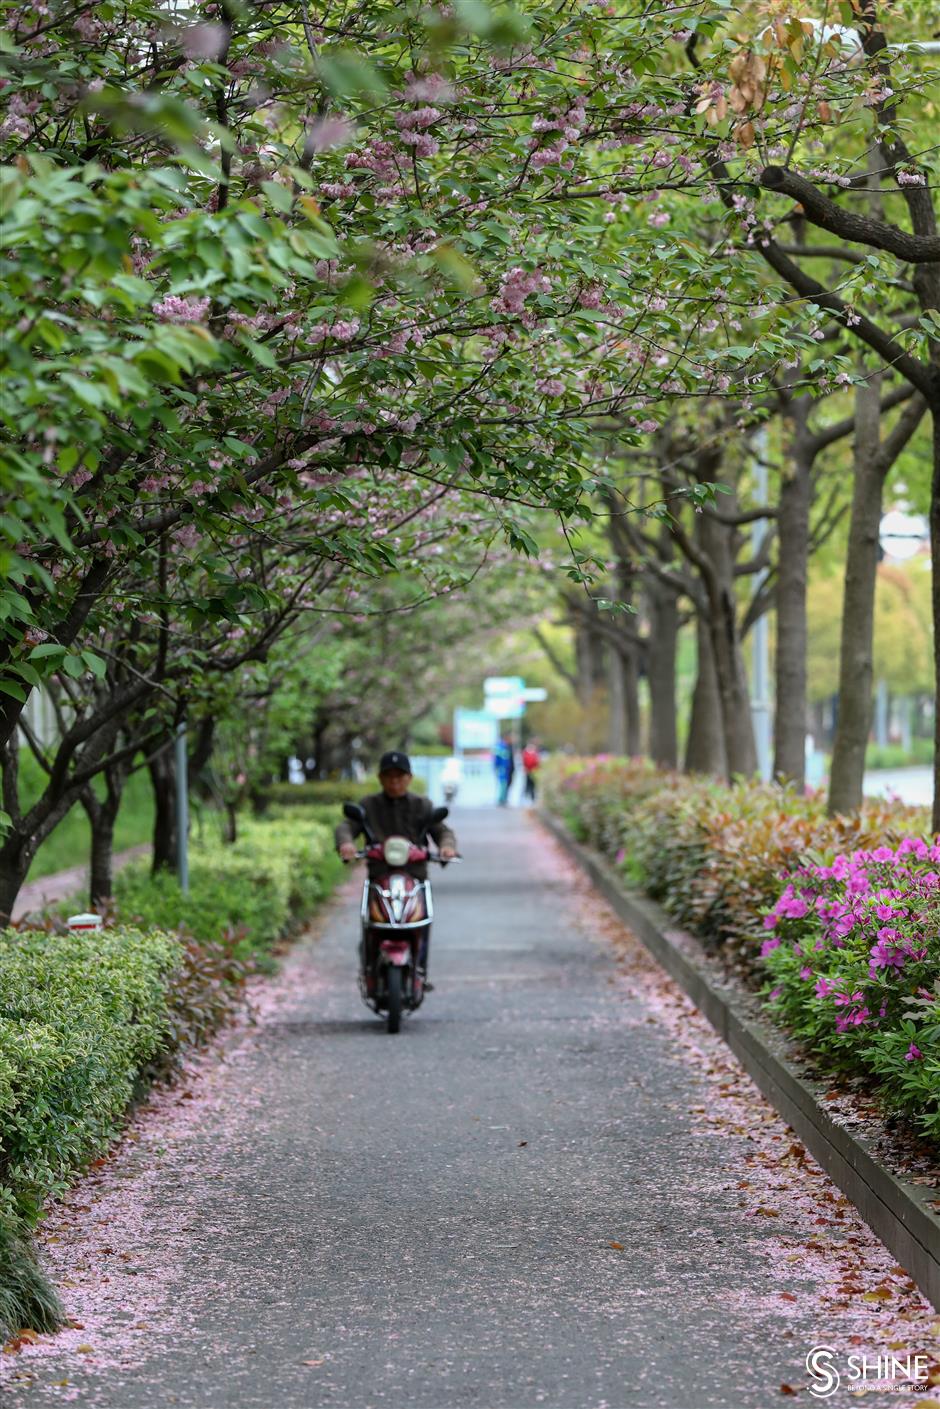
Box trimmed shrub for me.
[259,778,423,809]
[0,926,181,1219]
[0,814,343,1337]
[113,817,343,968]
[864,739,933,770]
[545,759,926,969]
[543,757,937,1142]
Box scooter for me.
[342,802,456,1034]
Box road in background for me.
[864,765,932,809]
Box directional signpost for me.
[480,678,549,753]
[483,676,526,719]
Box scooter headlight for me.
[383,835,411,867]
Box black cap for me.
[379,750,411,774]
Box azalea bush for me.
[544,759,925,966]
[762,842,940,1139]
[543,757,938,1140]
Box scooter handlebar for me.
[341,850,462,864]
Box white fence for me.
[409,754,511,809]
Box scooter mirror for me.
[343,802,366,823]
[429,806,449,824]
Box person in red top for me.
[521,739,541,803]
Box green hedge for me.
[113,817,343,969]
[863,738,934,771]
[0,815,342,1341]
[260,778,423,808]
[0,926,181,1342]
[543,758,939,1143]
[0,927,182,1222]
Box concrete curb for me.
[539,810,940,1312]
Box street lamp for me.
[879,508,929,563]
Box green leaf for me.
[62,654,86,678]
[82,651,107,678]
[261,180,294,214]
[239,335,278,369]
[316,49,388,100]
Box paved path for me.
[4,811,934,1408]
[12,845,150,921]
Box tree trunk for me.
[624,647,641,755]
[0,790,78,923]
[647,579,679,769]
[685,616,727,776]
[0,734,109,922]
[79,729,130,905]
[700,507,757,778]
[607,647,627,755]
[0,870,20,926]
[773,430,812,786]
[149,747,177,874]
[607,644,640,755]
[932,412,940,833]
[88,800,119,906]
[575,614,606,707]
[828,381,884,816]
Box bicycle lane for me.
[2,809,937,1408]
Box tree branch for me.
[755,238,934,398]
[874,393,929,476]
[760,166,940,264]
[531,625,579,691]
[808,381,916,454]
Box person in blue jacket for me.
[493,737,515,806]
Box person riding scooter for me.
[335,751,457,988]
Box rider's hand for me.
[339,841,358,862]
[439,846,456,861]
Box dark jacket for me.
[335,791,457,879]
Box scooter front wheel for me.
[386,965,403,1034]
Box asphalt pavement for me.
[4,808,928,1409]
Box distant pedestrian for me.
[493,738,515,806]
[521,740,541,803]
